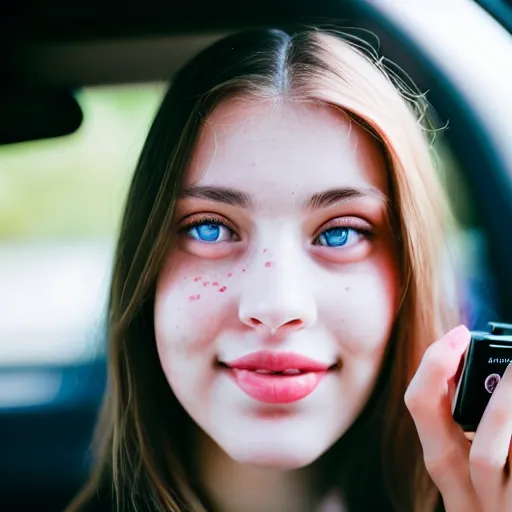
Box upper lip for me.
[222,351,333,372]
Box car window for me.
[434,138,498,328]
[0,82,495,367]
[0,83,165,365]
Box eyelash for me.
[178,214,373,247]
[179,216,239,242]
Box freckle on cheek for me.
[194,276,201,282]
[219,286,227,293]
[263,249,267,253]
[264,261,272,268]
[188,294,201,301]
[203,281,210,287]
[212,282,219,286]
[227,273,232,278]
[242,269,246,273]
[345,286,350,291]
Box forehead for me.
[186,98,389,198]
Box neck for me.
[195,432,344,512]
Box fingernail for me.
[444,324,470,350]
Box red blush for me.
[203,282,210,287]
[264,261,272,268]
[194,276,201,282]
[212,282,219,286]
[219,286,227,293]
[227,273,232,278]
[189,294,201,301]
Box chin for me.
[205,406,348,471]
[220,436,329,470]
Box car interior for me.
[1,0,512,510]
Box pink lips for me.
[222,351,333,404]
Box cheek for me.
[154,286,217,410]
[325,250,399,359]
[155,256,234,348]
[321,252,399,421]
[153,260,237,401]
[155,285,222,352]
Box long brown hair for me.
[66,27,460,512]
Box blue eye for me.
[186,221,233,243]
[317,227,361,248]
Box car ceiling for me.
[3,0,511,87]
[6,1,370,87]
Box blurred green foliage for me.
[0,83,166,240]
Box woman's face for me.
[154,99,400,469]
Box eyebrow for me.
[180,185,252,208]
[302,187,388,209]
[179,185,387,209]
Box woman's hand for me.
[405,325,512,512]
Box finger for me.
[405,325,476,508]
[470,363,512,505]
[448,352,467,404]
[508,436,512,478]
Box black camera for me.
[452,321,512,434]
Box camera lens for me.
[484,373,501,394]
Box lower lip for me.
[228,369,327,404]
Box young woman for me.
[66,27,512,512]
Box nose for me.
[238,252,317,335]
